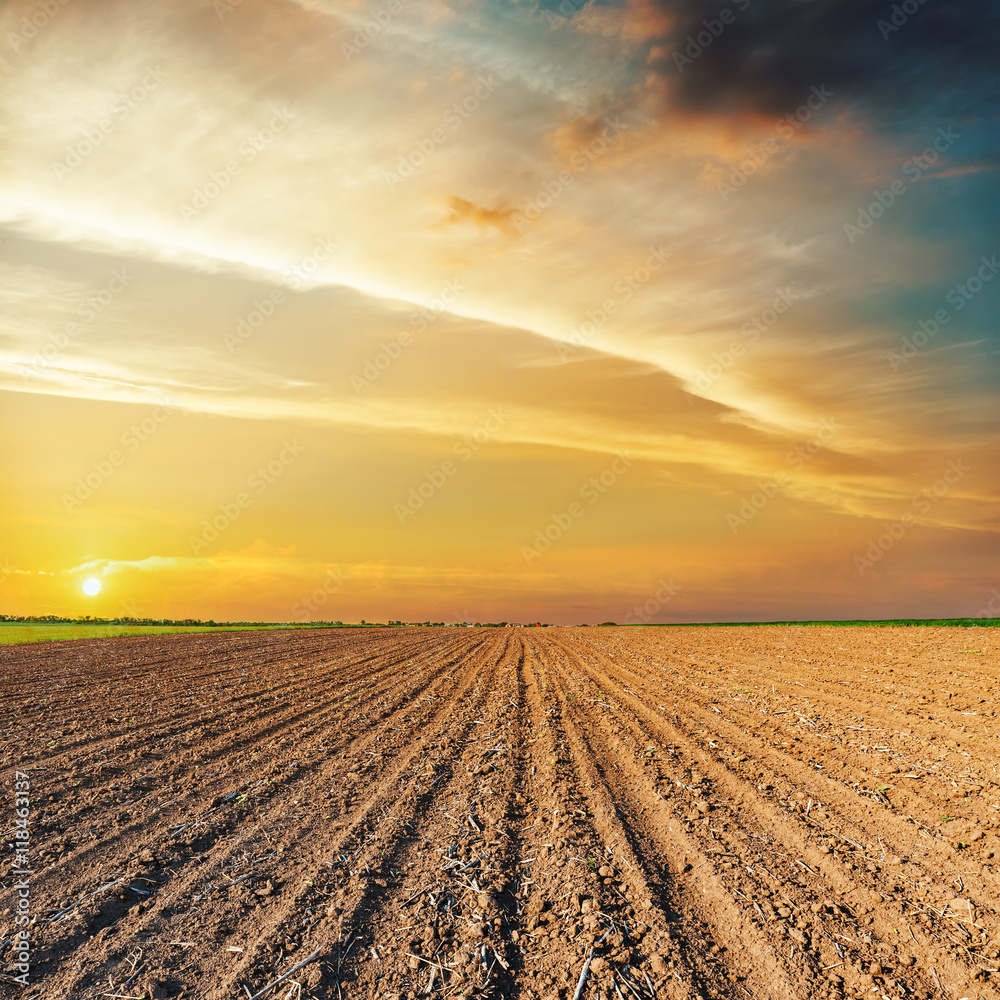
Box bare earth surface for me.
[2,626,999,1000]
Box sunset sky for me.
[1,0,998,624]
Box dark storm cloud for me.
[651,0,1000,123]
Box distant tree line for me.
[0,615,541,628]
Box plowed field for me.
[2,626,999,1000]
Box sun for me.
[82,578,101,596]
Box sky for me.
[1,0,998,624]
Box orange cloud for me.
[443,196,517,234]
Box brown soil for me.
[2,626,999,1000]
